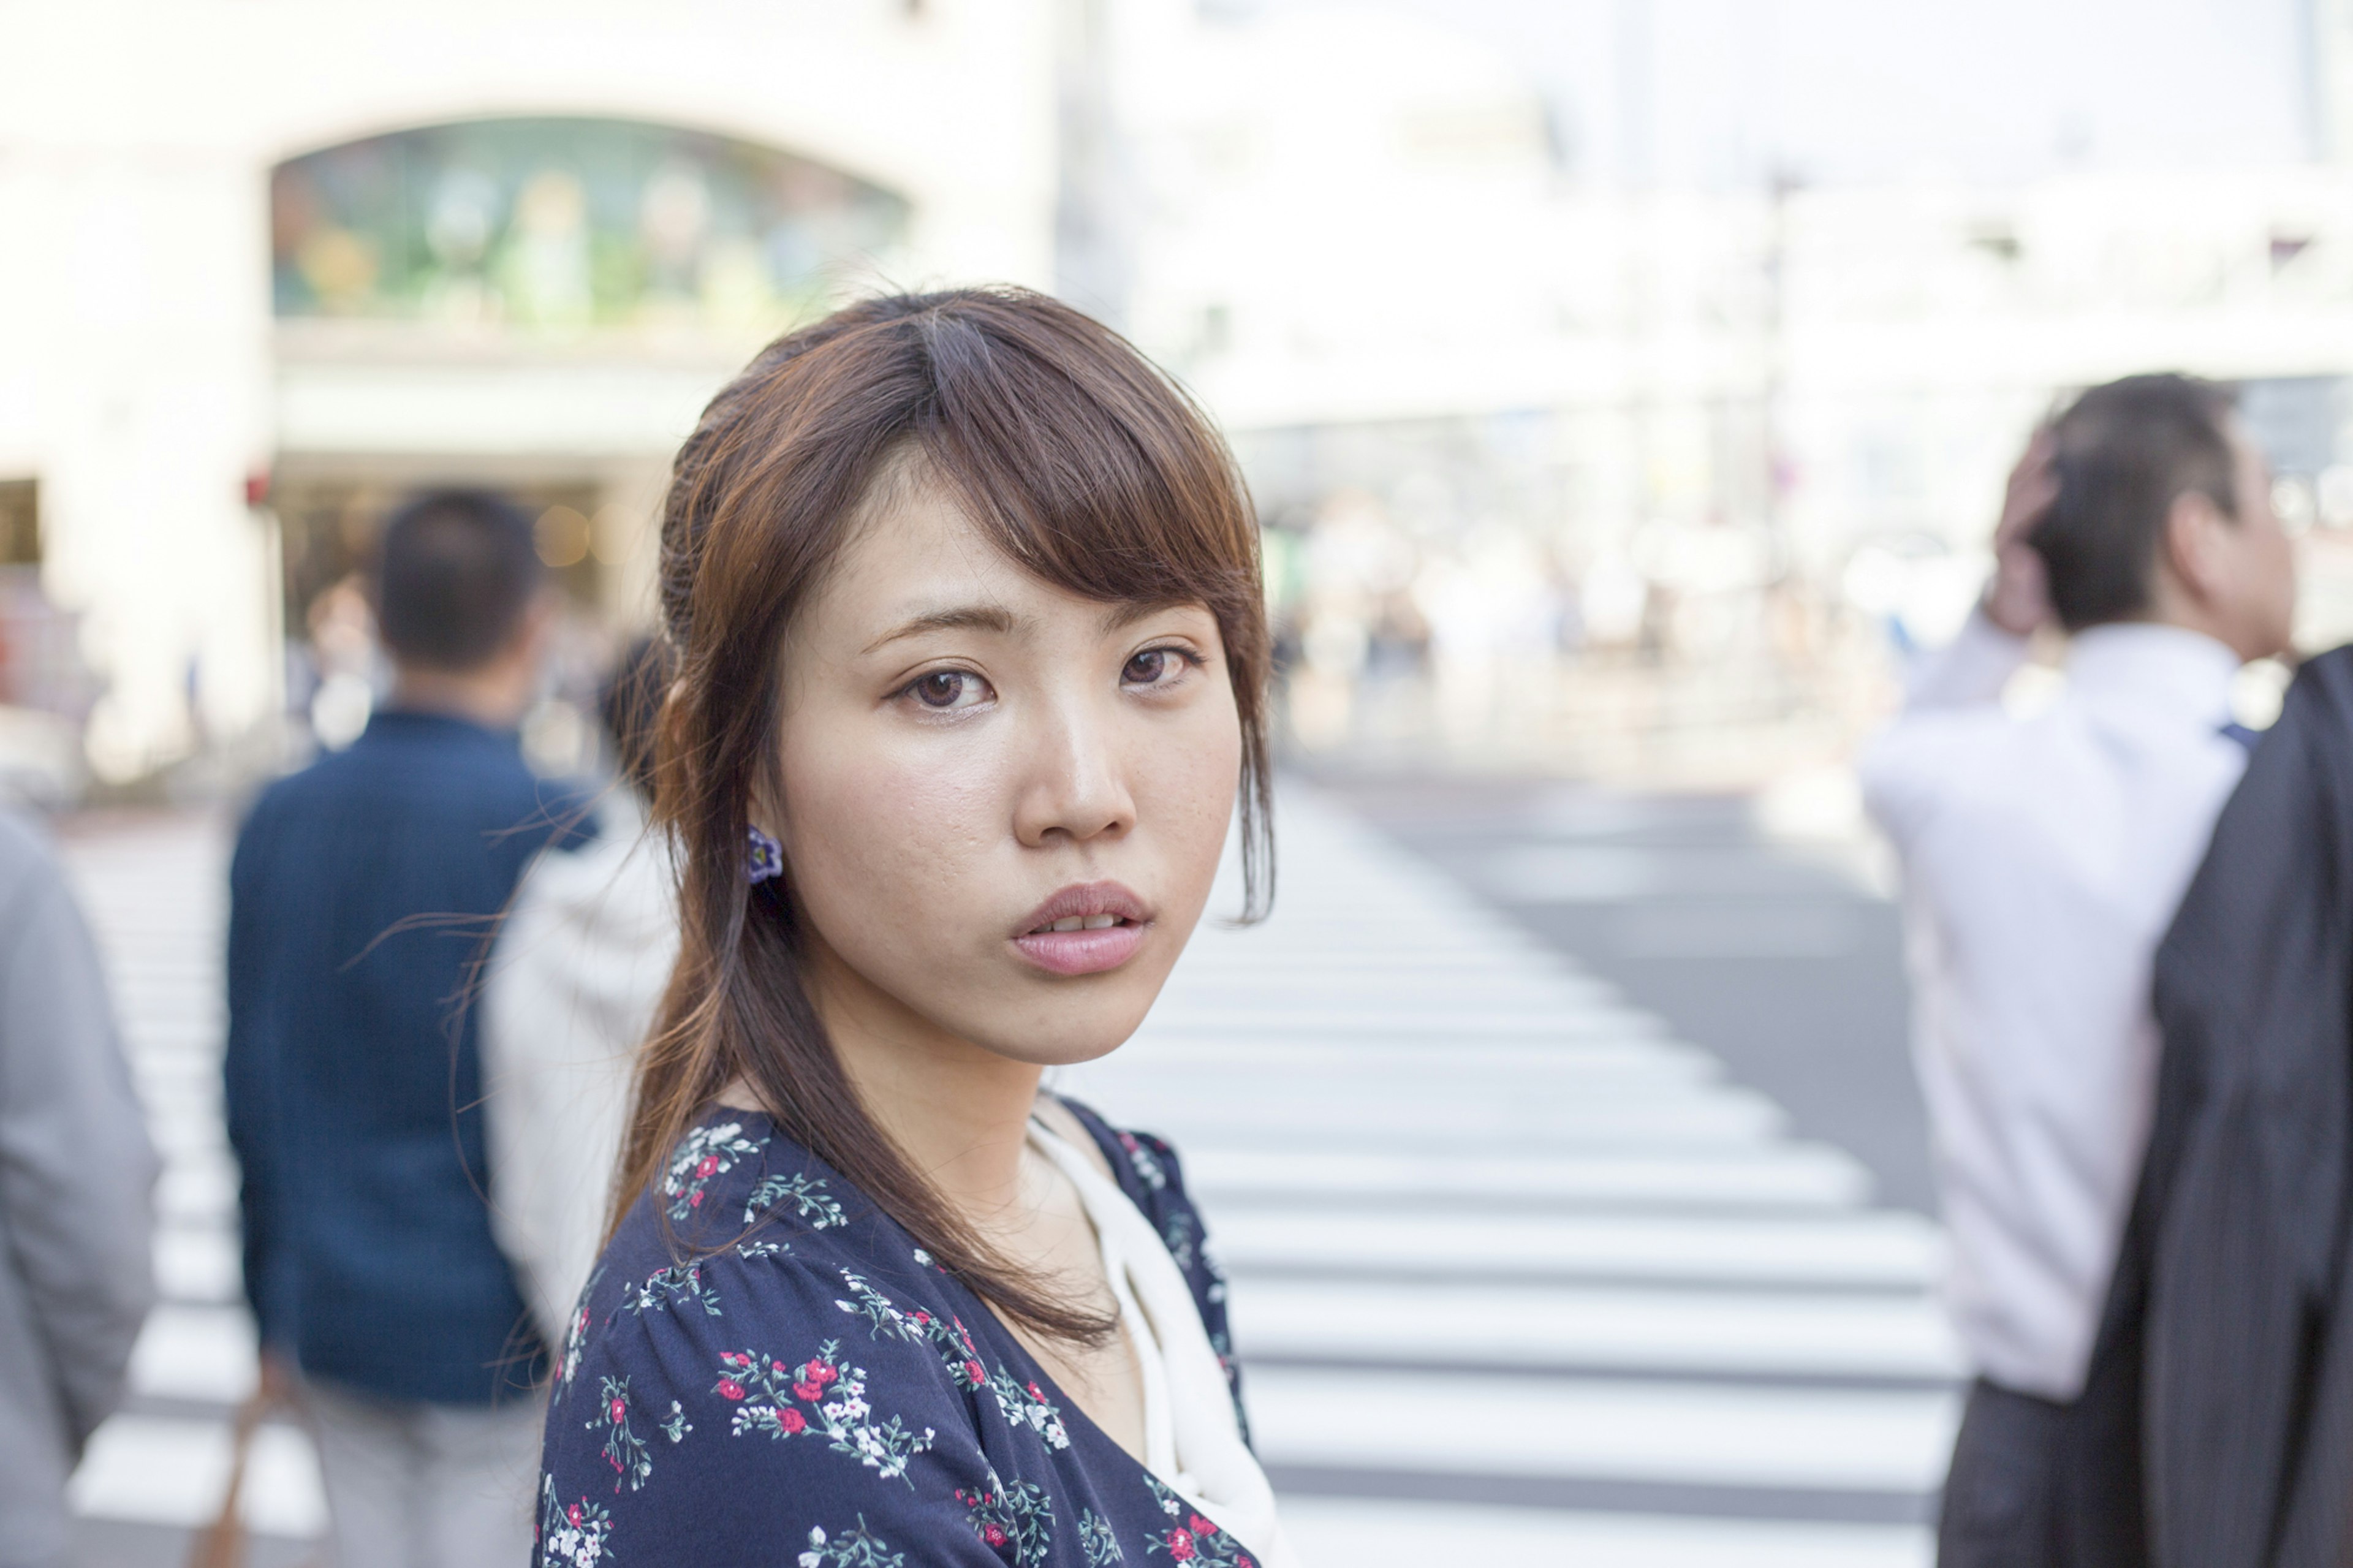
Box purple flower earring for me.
[746,827,784,884]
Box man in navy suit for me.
[226,490,589,1568]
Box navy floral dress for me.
[536,1097,1261,1568]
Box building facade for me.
[0,0,1059,784]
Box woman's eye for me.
[1123,648,1189,687]
[908,670,990,710]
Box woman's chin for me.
[972,1004,1157,1072]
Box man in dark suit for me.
[225,491,588,1568]
[2071,645,2353,1568]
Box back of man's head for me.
[2034,374,2238,633]
[373,490,545,671]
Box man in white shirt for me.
[1860,374,2297,1567]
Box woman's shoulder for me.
[566,1114,879,1363]
[650,1112,858,1237]
[581,1110,907,1324]
[563,1111,1082,1428]
[541,1113,1121,1566]
[541,1236,1014,1566]
[1051,1097,1203,1235]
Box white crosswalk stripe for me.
[1058,784,1958,1564]
[1243,1368,1955,1492]
[1210,1208,1943,1287]
[1279,1498,1933,1568]
[59,787,1957,1564]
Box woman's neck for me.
[800,938,1044,1218]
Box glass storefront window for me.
[271,118,911,337]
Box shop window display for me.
[271,118,911,337]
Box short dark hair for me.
[372,489,545,670]
[597,635,672,797]
[2033,374,2239,632]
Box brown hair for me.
[615,287,1273,1341]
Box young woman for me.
[536,289,1294,1568]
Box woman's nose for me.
[1012,697,1136,848]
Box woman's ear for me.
[746,771,788,866]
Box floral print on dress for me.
[836,1268,984,1382]
[555,1286,595,1406]
[746,1169,849,1229]
[1116,1131,1167,1192]
[1078,1509,1126,1564]
[988,1368,1074,1452]
[957,1464,1055,1566]
[1142,1477,1254,1567]
[538,1475,613,1568]
[713,1338,938,1482]
[591,1376,653,1493]
[835,1267,1074,1450]
[625,1257,724,1318]
[797,1519,907,1567]
[537,1100,1260,1568]
[1158,1206,1198,1274]
[662,1122,766,1220]
[624,1235,790,1324]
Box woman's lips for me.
[1012,881,1151,976]
[1014,923,1147,975]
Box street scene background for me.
[4,0,2342,1562]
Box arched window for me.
[270,118,911,335]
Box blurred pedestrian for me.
[1859,374,2295,1567]
[483,635,678,1355]
[224,490,592,1568]
[0,808,156,1568]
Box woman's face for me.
[767,476,1243,1069]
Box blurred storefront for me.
[266,114,923,770]
[0,0,1058,788]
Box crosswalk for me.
[56,786,1957,1565]
[1058,784,1958,1564]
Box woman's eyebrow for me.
[861,603,1025,654]
[1097,599,1199,633]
